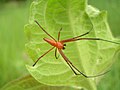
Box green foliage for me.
[0,1,29,88]
[88,0,120,90]
[1,75,80,90]
[24,0,120,90]
[89,0,120,37]
[0,0,26,3]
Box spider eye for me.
[64,44,66,46]
[63,47,65,50]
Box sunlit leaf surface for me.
[24,0,120,90]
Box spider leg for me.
[58,28,62,41]
[34,20,56,41]
[61,23,93,43]
[76,38,120,44]
[55,48,59,59]
[58,49,110,78]
[61,37,120,44]
[33,47,55,66]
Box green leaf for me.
[1,75,80,90]
[24,0,120,90]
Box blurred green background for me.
[0,0,119,90]
[0,0,32,88]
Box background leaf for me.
[88,0,120,90]
[1,75,80,90]
[0,1,30,87]
[24,0,120,90]
[88,0,120,38]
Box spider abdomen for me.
[43,38,64,49]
